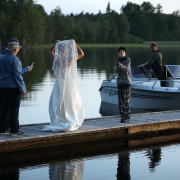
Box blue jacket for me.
[1,50,8,55]
[1,49,29,74]
[0,51,28,92]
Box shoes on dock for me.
[10,131,24,136]
[5,130,10,135]
[120,114,130,123]
[0,130,10,135]
[121,119,130,123]
[1,130,24,136]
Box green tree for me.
[106,2,111,13]
[116,13,130,42]
[140,2,155,13]
[168,10,180,40]
[45,6,63,42]
[121,2,141,15]
[73,19,85,43]
[0,11,9,49]
[156,4,163,14]
[173,10,180,38]
[100,19,111,43]
[2,0,180,44]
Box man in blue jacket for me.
[0,40,33,136]
[0,38,19,108]
[0,38,30,110]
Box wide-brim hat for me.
[6,41,22,51]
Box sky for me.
[36,0,180,15]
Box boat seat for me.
[162,66,167,79]
[161,67,167,87]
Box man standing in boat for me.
[115,47,132,123]
[141,42,164,80]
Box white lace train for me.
[42,40,85,132]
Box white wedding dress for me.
[42,40,85,132]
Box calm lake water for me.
[18,46,180,124]
[1,138,180,180]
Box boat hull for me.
[100,84,180,111]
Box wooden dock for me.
[1,110,180,154]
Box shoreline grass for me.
[32,43,180,48]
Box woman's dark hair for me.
[117,47,126,53]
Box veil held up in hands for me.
[42,39,85,132]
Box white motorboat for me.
[99,65,180,111]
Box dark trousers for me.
[0,88,10,131]
[0,88,21,133]
[118,85,131,118]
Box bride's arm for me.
[49,40,60,59]
[76,44,84,60]
[73,40,84,60]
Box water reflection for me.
[117,152,130,180]
[0,135,180,180]
[146,148,162,172]
[49,160,84,180]
[20,46,180,90]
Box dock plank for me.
[0,111,180,153]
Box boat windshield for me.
[131,67,150,78]
[166,65,180,78]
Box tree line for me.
[0,0,180,47]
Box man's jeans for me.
[0,88,21,133]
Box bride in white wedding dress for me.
[42,39,85,132]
